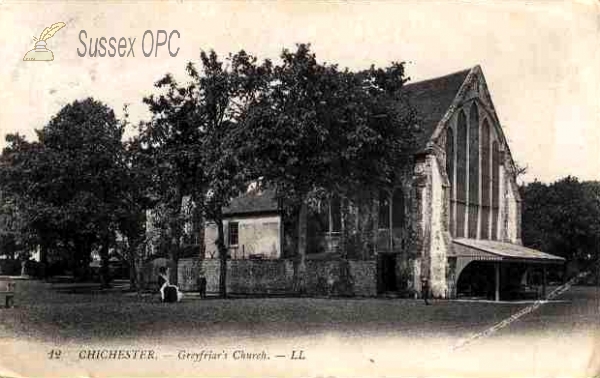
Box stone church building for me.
[183,65,563,299]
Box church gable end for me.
[430,66,521,244]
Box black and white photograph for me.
[0,1,599,377]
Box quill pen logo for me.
[23,22,66,61]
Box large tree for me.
[138,50,264,295]
[0,98,128,284]
[136,72,204,286]
[239,44,418,291]
[114,109,154,290]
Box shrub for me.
[0,259,21,275]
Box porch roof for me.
[452,238,565,264]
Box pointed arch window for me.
[480,119,491,239]
[455,110,468,238]
[491,141,500,239]
[447,104,506,241]
[445,127,455,236]
[467,104,479,238]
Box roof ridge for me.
[404,66,475,88]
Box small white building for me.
[204,189,282,260]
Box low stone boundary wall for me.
[178,258,376,297]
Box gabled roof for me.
[404,68,471,152]
[222,188,279,216]
[405,65,521,201]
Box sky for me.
[0,1,598,184]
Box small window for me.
[228,222,239,246]
[378,190,390,229]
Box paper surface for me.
[0,1,599,377]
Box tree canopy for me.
[239,44,418,206]
[0,98,130,282]
[137,49,265,293]
[234,44,419,290]
[0,44,422,294]
[520,177,600,267]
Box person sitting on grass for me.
[157,266,183,303]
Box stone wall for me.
[348,260,377,296]
[395,255,417,296]
[412,150,450,299]
[428,155,449,298]
[304,260,376,296]
[140,257,168,289]
[177,258,201,291]
[505,178,519,244]
[177,258,376,297]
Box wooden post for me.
[495,262,500,302]
[542,265,547,299]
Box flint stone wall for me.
[177,258,376,297]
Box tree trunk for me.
[135,238,146,291]
[216,219,227,298]
[136,253,145,291]
[167,195,184,286]
[294,201,308,294]
[128,257,137,291]
[99,236,111,289]
[39,242,48,280]
[169,234,179,286]
[73,239,92,282]
[191,194,206,259]
[127,240,140,291]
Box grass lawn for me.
[0,279,531,343]
[0,280,598,377]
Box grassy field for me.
[1,280,598,377]
[2,279,590,343]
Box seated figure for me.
[158,267,183,303]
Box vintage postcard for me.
[0,1,599,377]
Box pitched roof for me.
[404,68,472,151]
[453,238,565,263]
[222,188,280,216]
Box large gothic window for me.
[480,119,491,239]
[467,104,479,238]
[447,104,504,241]
[455,110,467,237]
[491,141,500,239]
[445,127,455,236]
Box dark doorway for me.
[456,261,495,299]
[457,261,536,300]
[377,253,398,294]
